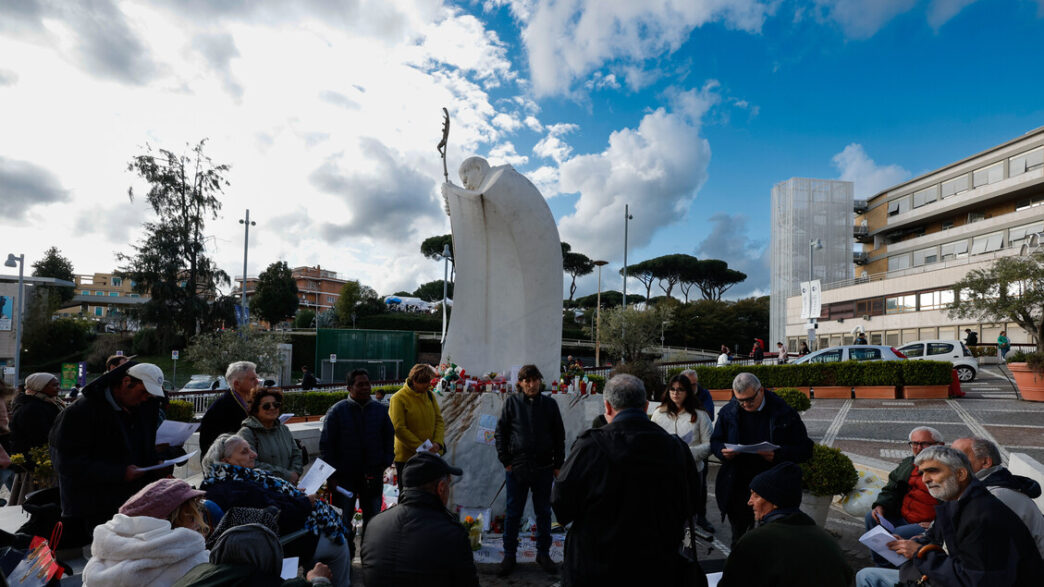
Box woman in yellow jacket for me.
[389,364,446,489]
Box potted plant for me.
[775,388,811,411]
[800,444,858,526]
[1007,350,1044,402]
[900,361,951,399]
[808,363,851,399]
[843,362,899,399]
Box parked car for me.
[177,375,228,393]
[791,345,907,364]
[897,340,978,382]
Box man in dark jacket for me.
[552,374,700,587]
[11,372,63,455]
[494,364,565,576]
[49,361,168,541]
[300,365,318,390]
[361,452,479,587]
[720,462,853,586]
[320,368,394,537]
[710,372,813,545]
[199,361,260,456]
[855,446,1044,587]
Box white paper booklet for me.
[139,450,197,471]
[155,420,200,447]
[297,458,336,495]
[724,442,780,454]
[858,525,909,568]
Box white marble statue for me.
[440,157,563,382]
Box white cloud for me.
[813,0,917,39]
[584,71,621,91]
[488,142,529,166]
[926,0,979,29]
[524,115,543,132]
[533,123,579,163]
[832,143,911,198]
[519,0,771,96]
[694,213,769,298]
[556,84,717,261]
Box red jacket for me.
[901,465,938,523]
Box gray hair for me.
[225,361,258,384]
[914,445,973,476]
[909,426,944,443]
[680,369,697,382]
[202,434,246,471]
[604,374,647,411]
[732,372,761,395]
[964,437,1002,467]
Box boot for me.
[498,554,516,577]
[536,553,557,574]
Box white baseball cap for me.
[127,363,165,397]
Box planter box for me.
[709,389,733,401]
[902,385,949,399]
[852,386,897,399]
[801,492,835,527]
[1009,363,1044,402]
[783,387,811,398]
[286,415,324,424]
[812,386,851,399]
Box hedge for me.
[670,360,952,389]
[282,391,350,416]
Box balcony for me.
[853,225,870,241]
[854,199,868,214]
[853,252,869,265]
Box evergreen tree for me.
[251,261,299,326]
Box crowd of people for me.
[0,355,1042,586]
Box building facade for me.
[770,178,855,347]
[235,265,348,315]
[784,127,1044,350]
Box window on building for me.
[887,197,911,216]
[912,247,937,266]
[912,186,938,208]
[970,231,1004,255]
[940,240,969,260]
[941,219,954,230]
[95,290,105,296]
[81,290,90,295]
[1009,147,1044,177]
[1009,221,1044,249]
[108,292,118,297]
[130,280,137,288]
[327,296,335,303]
[111,277,122,287]
[129,294,140,298]
[968,211,985,223]
[888,254,911,271]
[1015,195,1044,211]
[95,307,103,316]
[885,294,917,314]
[941,175,970,198]
[972,162,1004,188]
[919,289,954,311]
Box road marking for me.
[947,400,1010,461]
[822,400,852,447]
[880,449,908,459]
[834,437,909,445]
[881,401,915,406]
[711,537,731,556]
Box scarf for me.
[27,391,66,412]
[204,463,347,544]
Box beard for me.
[926,474,961,500]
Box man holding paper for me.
[710,372,812,545]
[50,361,169,541]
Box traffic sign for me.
[172,350,180,360]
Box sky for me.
[3,0,1044,302]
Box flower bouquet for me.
[462,515,483,550]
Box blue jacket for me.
[914,479,1044,586]
[320,397,394,486]
[709,389,813,515]
[696,384,714,420]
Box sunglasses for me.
[734,388,762,405]
[260,401,282,410]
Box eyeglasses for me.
[261,401,282,410]
[908,441,939,448]
[734,388,762,405]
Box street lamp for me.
[238,210,256,327]
[593,260,608,367]
[4,253,24,385]
[622,204,633,310]
[808,238,823,351]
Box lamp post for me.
[238,210,256,327]
[808,238,823,351]
[593,260,608,367]
[4,253,24,385]
[622,204,633,309]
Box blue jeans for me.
[336,475,384,540]
[856,567,900,587]
[503,468,553,557]
[863,509,926,566]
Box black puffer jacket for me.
[361,489,479,587]
[494,392,565,473]
[10,393,62,455]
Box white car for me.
[897,340,978,382]
[177,375,228,393]
[792,345,907,364]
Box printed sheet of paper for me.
[416,439,434,453]
[877,515,896,534]
[279,413,294,425]
[155,420,200,447]
[297,458,336,495]
[724,442,780,454]
[139,450,197,471]
[281,557,299,580]
[858,525,908,568]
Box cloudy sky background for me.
[2,0,1044,300]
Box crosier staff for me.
[437,107,450,182]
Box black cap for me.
[749,462,803,509]
[402,452,463,487]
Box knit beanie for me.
[749,462,803,508]
[25,373,57,392]
[119,478,205,520]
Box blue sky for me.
[2,0,1043,300]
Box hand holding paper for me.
[139,450,198,472]
[297,458,336,495]
[858,526,909,567]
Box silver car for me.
[897,340,978,382]
[792,345,907,364]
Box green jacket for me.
[720,511,853,587]
[872,455,914,514]
[237,416,303,482]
